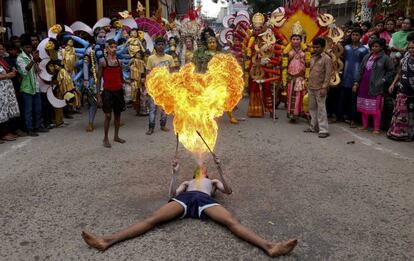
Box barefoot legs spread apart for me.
[204,205,297,257]
[82,201,184,250]
[82,203,297,256]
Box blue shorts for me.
[170,191,219,220]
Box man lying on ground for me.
[82,158,298,257]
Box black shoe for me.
[27,131,39,137]
[34,128,49,133]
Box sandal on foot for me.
[318,133,330,138]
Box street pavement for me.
[1,98,413,261]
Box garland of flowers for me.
[89,46,98,95]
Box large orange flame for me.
[146,54,244,154]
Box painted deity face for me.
[113,20,122,29]
[207,37,218,51]
[45,40,55,51]
[185,37,193,50]
[169,38,176,52]
[291,35,302,48]
[67,39,74,47]
[138,30,145,40]
[253,25,264,36]
[96,30,106,45]
[46,63,57,75]
[130,30,138,38]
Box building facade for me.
[3,0,192,38]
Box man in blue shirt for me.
[337,28,369,127]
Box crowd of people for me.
[0,8,413,146]
[326,17,414,140]
[0,34,50,143]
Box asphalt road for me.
[1,98,413,261]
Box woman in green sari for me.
[390,18,413,53]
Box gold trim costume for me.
[270,0,343,121]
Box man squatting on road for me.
[82,157,298,257]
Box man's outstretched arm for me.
[169,160,180,199]
[214,156,232,194]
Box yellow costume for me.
[127,30,145,57]
[61,39,77,74]
[129,55,145,102]
[57,67,81,108]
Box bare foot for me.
[103,139,112,148]
[267,239,298,257]
[81,231,109,251]
[114,137,126,143]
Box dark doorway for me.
[55,0,97,27]
[103,0,127,17]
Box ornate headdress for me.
[291,21,303,36]
[252,13,265,28]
